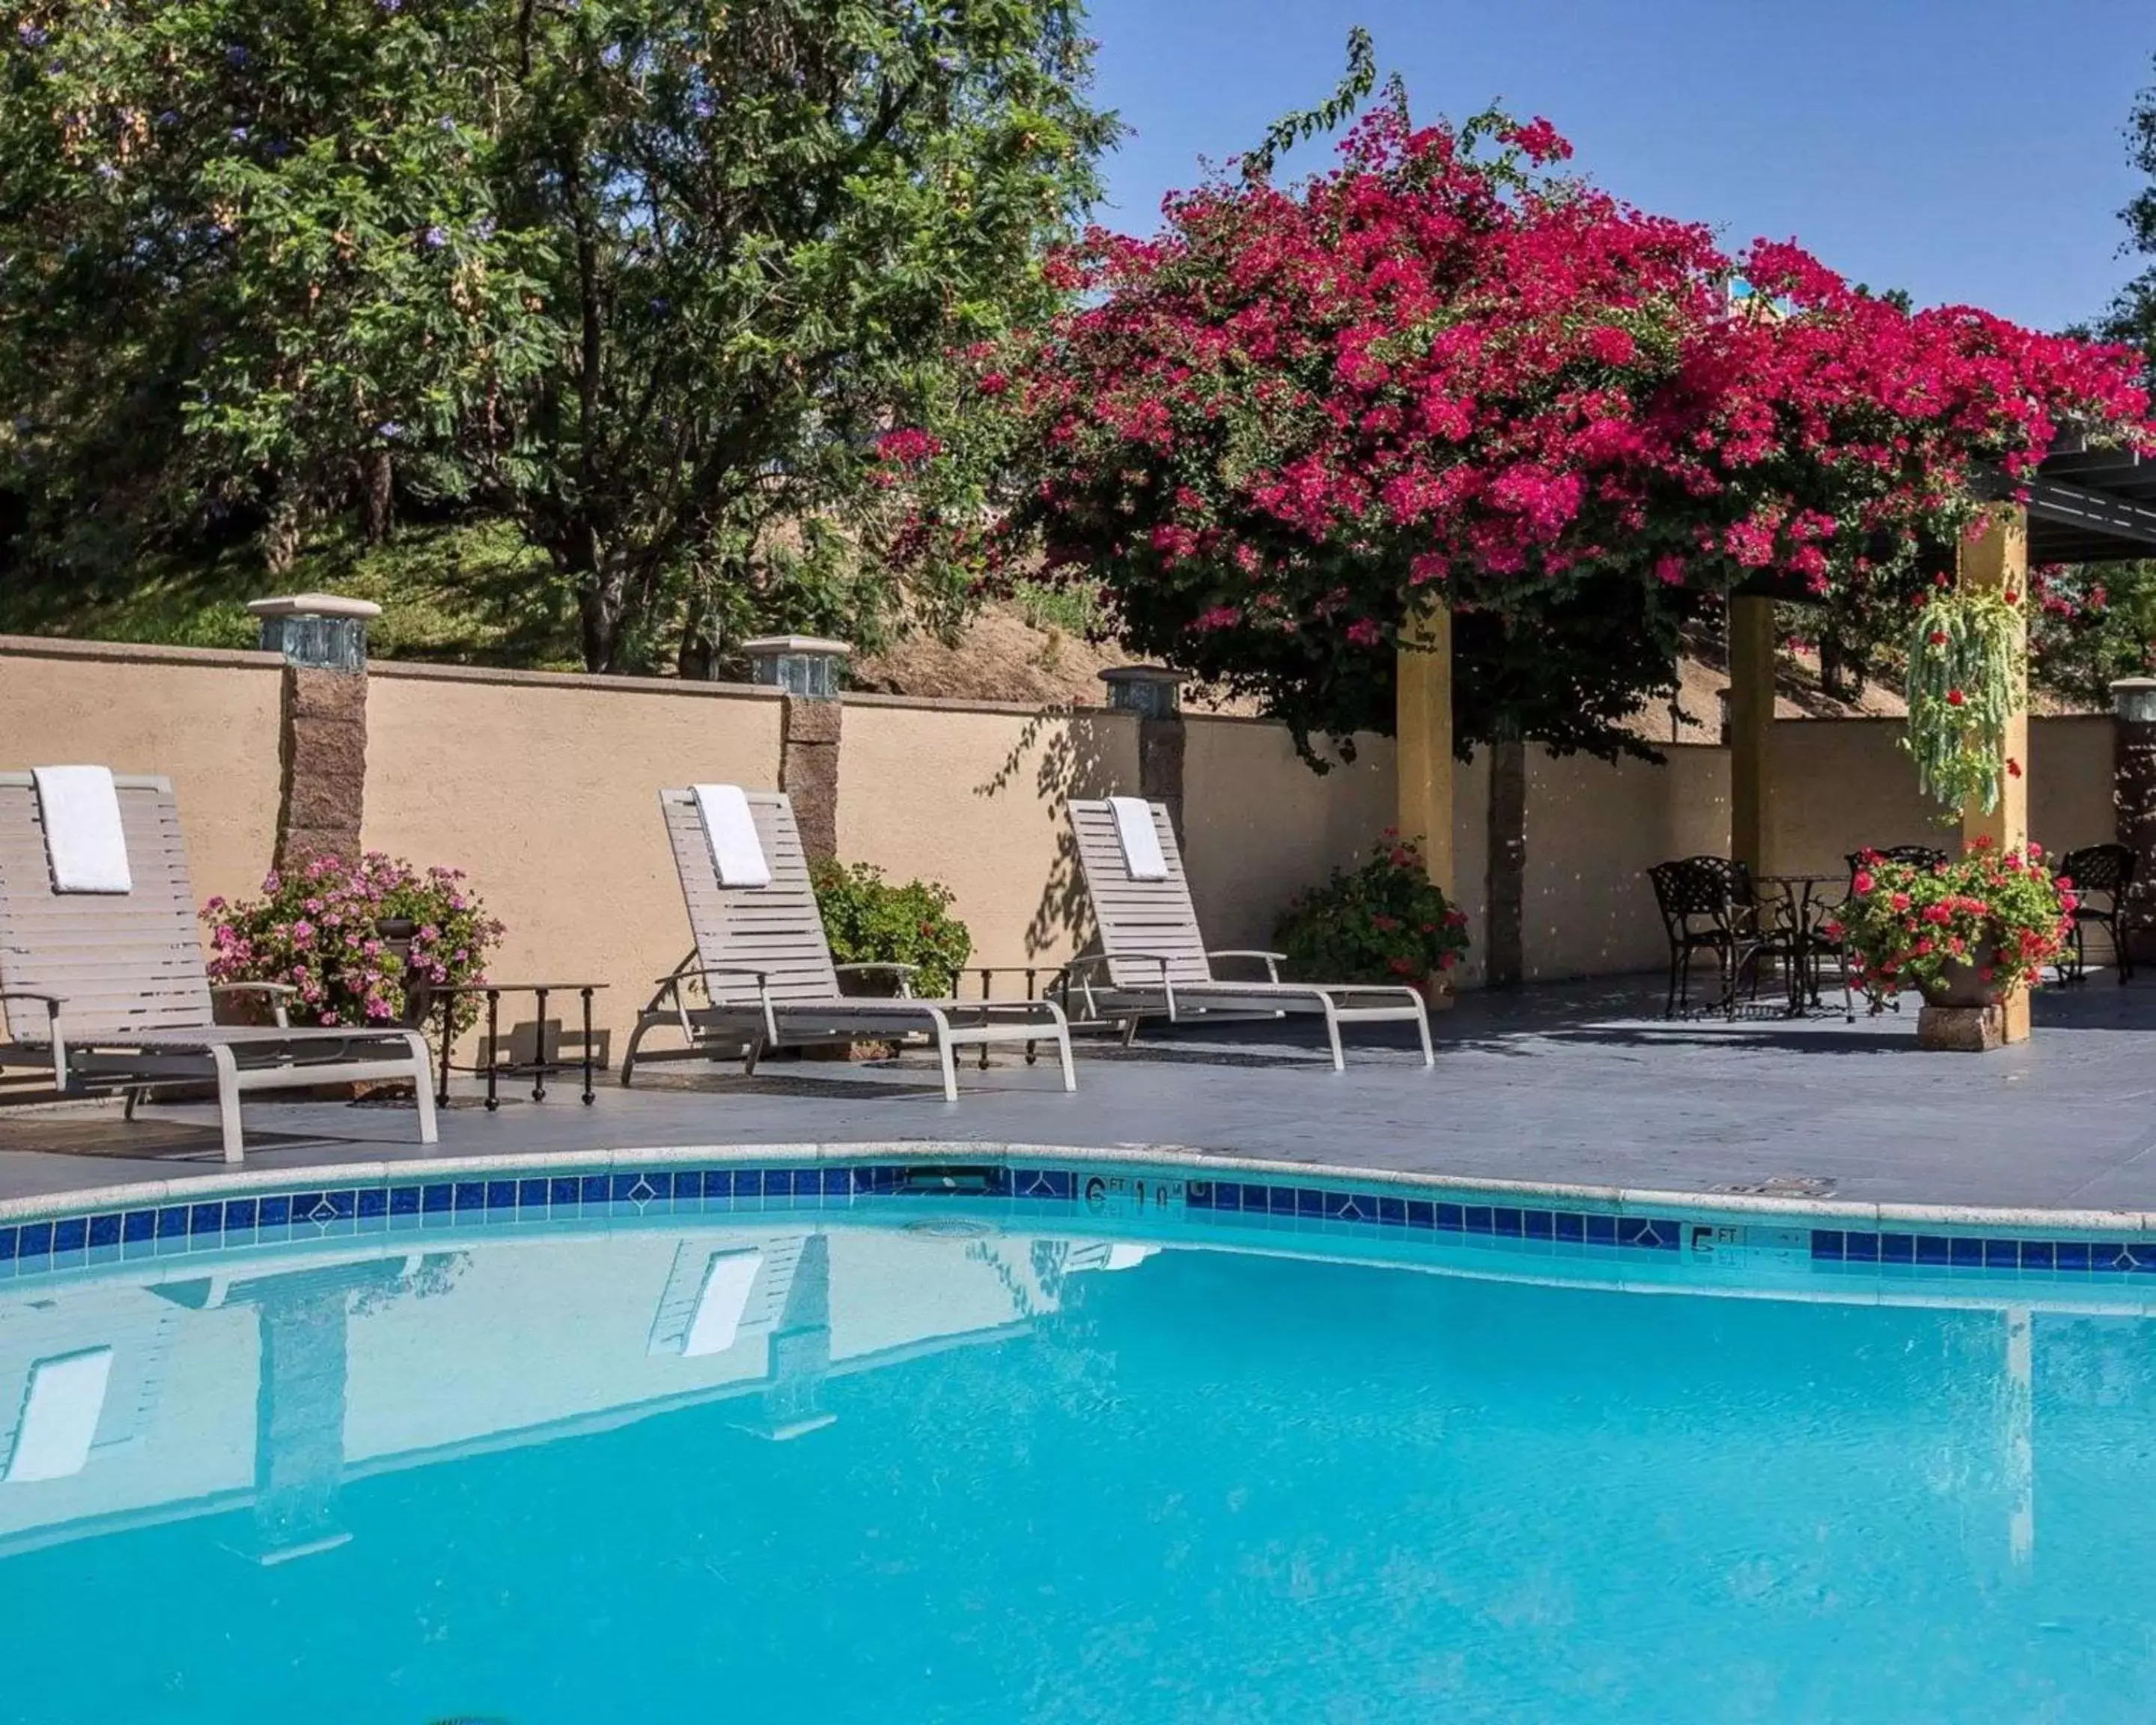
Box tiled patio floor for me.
[4,975,2155,1215]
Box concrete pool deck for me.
[3,976,2155,1222]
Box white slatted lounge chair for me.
[0,773,438,1163]
[621,788,1076,1101]
[1065,797,1434,1069]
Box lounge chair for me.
[1065,797,1434,1068]
[621,787,1075,1101]
[0,771,437,1163]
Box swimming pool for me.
[1,1154,2152,1722]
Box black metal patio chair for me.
[1647,856,1788,1018]
[2056,843,2137,985]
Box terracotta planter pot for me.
[1925,946,2005,1008]
[1416,974,1458,1011]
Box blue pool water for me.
[1,1160,2154,1722]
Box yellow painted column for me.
[1395,603,1455,898]
[1958,505,2031,1043]
[1727,595,1776,877]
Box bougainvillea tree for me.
[895,44,2155,758]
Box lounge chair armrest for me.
[663,964,770,985]
[1208,949,1287,982]
[0,991,68,1086]
[209,979,299,1029]
[1063,952,1172,976]
[833,962,920,999]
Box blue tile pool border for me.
[0,1154,2152,1291]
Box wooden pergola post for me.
[1726,594,1777,877]
[1955,505,2032,1044]
[1396,602,1455,898]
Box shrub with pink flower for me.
[1837,840,2070,1008]
[1273,833,1470,986]
[202,853,504,1037]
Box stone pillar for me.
[248,593,377,875]
[2114,678,2156,963]
[745,636,850,865]
[1727,594,1776,877]
[1395,603,1456,898]
[1100,666,1187,842]
[1922,508,2031,1050]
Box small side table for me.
[417,983,607,1110]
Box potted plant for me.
[808,860,973,1057]
[1273,832,1470,1004]
[202,852,504,1041]
[1836,839,2073,1011]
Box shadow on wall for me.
[972,706,1128,962]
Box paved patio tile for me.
[1,976,2153,1215]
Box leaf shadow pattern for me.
[972,705,1135,962]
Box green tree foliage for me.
[1,0,1116,672]
[2104,53,2156,355]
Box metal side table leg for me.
[581,988,596,1104]
[533,988,549,1101]
[433,993,453,1108]
[484,989,501,1112]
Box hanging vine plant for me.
[1903,587,2025,816]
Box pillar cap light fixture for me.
[743,636,850,700]
[247,592,380,673]
[1098,664,1184,719]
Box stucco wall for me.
[1770,717,2114,877]
[0,637,284,908]
[835,696,1141,973]
[362,664,785,1047]
[1524,744,1732,979]
[1178,721,1493,985]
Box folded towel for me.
[31,766,132,894]
[4,1348,113,1482]
[1109,797,1168,881]
[683,1250,764,1357]
[693,784,772,887]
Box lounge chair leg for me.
[1120,1012,1140,1048]
[1321,1000,1345,1071]
[404,1032,439,1146]
[619,1016,652,1087]
[208,1044,245,1165]
[937,1034,959,1102]
[122,1086,143,1122]
[1414,999,1434,1067]
[1044,1004,1077,1092]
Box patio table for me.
[1752,874,1847,1017]
[413,982,608,1110]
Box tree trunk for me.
[264,484,304,577]
[1484,736,1526,988]
[361,451,395,544]
[677,583,716,681]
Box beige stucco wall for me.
[835,696,1140,972]
[1524,744,1732,979]
[1179,720,1493,985]
[1770,717,2113,877]
[0,639,284,907]
[362,664,785,1046]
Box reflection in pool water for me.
[0,1199,2151,1722]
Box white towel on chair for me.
[31,766,132,894]
[693,784,772,887]
[1109,797,1168,881]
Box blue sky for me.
[1082,0,2153,334]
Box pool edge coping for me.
[1,1140,2149,1236]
